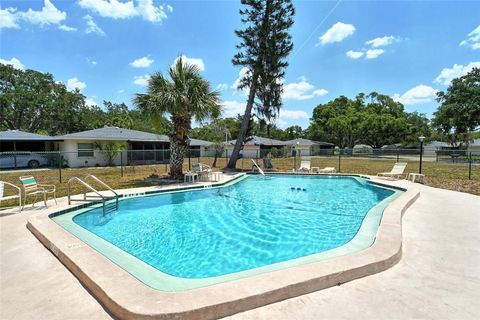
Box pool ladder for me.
[67,175,119,215]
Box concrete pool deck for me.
[1,175,479,319]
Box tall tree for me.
[134,57,221,178]
[0,63,86,134]
[433,67,480,147]
[227,0,295,168]
[284,125,304,139]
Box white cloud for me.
[231,67,250,93]
[0,57,25,70]
[78,0,137,19]
[130,56,154,68]
[58,24,77,32]
[365,49,385,59]
[278,110,309,128]
[434,62,480,86]
[85,97,98,107]
[86,58,97,65]
[78,0,170,23]
[392,85,438,105]
[133,74,150,86]
[222,100,246,117]
[459,25,480,50]
[282,79,328,100]
[312,88,328,97]
[84,15,105,36]
[346,50,364,59]
[0,8,19,29]
[172,55,205,71]
[1,0,67,29]
[216,83,228,91]
[18,0,66,26]
[318,22,355,46]
[365,35,399,48]
[136,0,168,22]
[66,77,87,91]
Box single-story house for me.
[226,136,287,158]
[55,127,213,167]
[468,139,480,153]
[225,136,335,158]
[283,138,334,156]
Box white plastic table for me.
[408,173,425,184]
[184,172,198,183]
[211,172,223,181]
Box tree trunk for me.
[169,117,190,178]
[169,137,187,178]
[227,73,259,169]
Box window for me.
[77,143,94,157]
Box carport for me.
[0,130,61,169]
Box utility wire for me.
[291,0,343,59]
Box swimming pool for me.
[52,174,401,291]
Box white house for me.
[225,136,334,158]
[284,138,334,156]
[55,127,213,167]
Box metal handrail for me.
[84,174,119,208]
[251,159,265,176]
[67,177,107,214]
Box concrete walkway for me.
[1,181,479,319]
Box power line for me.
[291,0,343,59]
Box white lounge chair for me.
[298,158,311,172]
[318,167,336,173]
[377,162,408,180]
[0,181,22,212]
[191,163,212,181]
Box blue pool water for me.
[72,175,395,279]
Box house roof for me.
[189,138,213,147]
[284,138,334,146]
[57,127,170,142]
[0,130,60,141]
[228,135,286,146]
[425,140,450,147]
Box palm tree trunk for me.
[227,72,259,169]
[170,137,187,178]
[170,119,189,178]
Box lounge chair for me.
[377,162,408,180]
[318,167,336,173]
[298,157,311,172]
[0,181,22,212]
[19,176,57,208]
[191,163,212,181]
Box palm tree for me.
[134,57,221,178]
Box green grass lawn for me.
[1,156,478,208]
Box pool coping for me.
[27,173,420,319]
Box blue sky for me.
[1,0,479,129]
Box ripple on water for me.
[73,175,395,278]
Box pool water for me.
[72,175,395,279]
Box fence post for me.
[469,152,472,180]
[120,151,124,177]
[188,149,191,171]
[338,149,342,173]
[58,152,62,183]
[396,147,400,162]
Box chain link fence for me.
[1,148,479,205]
